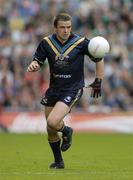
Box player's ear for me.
[54,26,57,33]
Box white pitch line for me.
[0,171,131,176]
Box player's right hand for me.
[27,61,40,72]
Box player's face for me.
[55,20,72,43]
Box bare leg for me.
[46,102,73,152]
[44,105,67,168]
[46,101,70,131]
[45,106,60,142]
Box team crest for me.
[64,96,72,103]
[55,54,69,61]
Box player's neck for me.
[56,35,68,44]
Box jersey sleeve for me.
[82,38,102,62]
[33,40,47,65]
[82,38,91,56]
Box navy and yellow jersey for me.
[33,33,92,90]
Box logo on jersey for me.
[42,97,48,104]
[55,54,69,61]
[64,96,72,103]
[54,54,69,68]
[53,73,71,78]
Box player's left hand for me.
[89,78,102,98]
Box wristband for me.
[95,78,102,83]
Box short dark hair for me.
[53,13,72,27]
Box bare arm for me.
[27,60,41,72]
[95,59,104,80]
[89,59,104,98]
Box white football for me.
[88,36,110,58]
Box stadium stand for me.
[0,0,133,112]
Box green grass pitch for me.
[0,133,132,180]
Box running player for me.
[27,13,104,169]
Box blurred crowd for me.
[0,0,133,112]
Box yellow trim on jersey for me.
[44,36,85,58]
[44,37,60,56]
[64,37,85,56]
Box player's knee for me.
[47,116,59,130]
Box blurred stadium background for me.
[0,1,133,180]
[0,0,133,133]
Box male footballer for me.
[27,13,104,169]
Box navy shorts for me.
[40,88,83,108]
